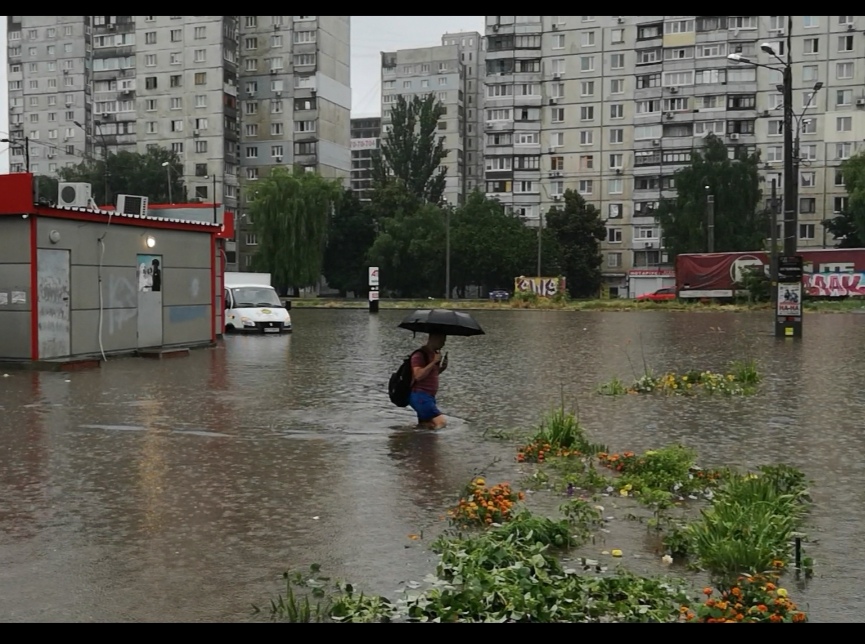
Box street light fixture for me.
[0,136,30,173]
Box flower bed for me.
[447,477,524,527]
[684,573,808,623]
[598,360,761,396]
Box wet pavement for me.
[1,308,864,622]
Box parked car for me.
[489,289,510,301]
[636,287,677,302]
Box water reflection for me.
[1,308,865,621]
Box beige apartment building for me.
[6,15,351,274]
[482,15,862,295]
[235,15,351,271]
[380,31,484,205]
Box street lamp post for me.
[705,186,715,253]
[442,197,451,299]
[727,19,818,339]
[537,212,543,278]
[161,161,173,204]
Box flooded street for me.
[2,307,865,622]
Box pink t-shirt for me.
[410,347,439,396]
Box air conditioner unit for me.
[275,90,282,97]
[856,98,865,107]
[116,194,149,217]
[552,195,561,201]
[58,182,92,208]
[107,24,116,30]
[669,87,678,94]
[644,241,655,248]
[549,98,557,105]
[552,72,561,79]
[617,17,624,24]
[552,24,559,31]
[730,133,740,140]
[492,24,499,32]
[665,112,674,120]
[848,24,855,32]
[269,69,277,75]
[651,139,660,146]
[615,168,622,175]
[274,24,281,31]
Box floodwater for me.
[1,308,865,622]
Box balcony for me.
[484,119,514,132]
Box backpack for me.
[388,349,425,407]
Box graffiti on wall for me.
[514,276,566,297]
[804,272,865,297]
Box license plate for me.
[264,327,280,333]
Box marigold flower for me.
[703,587,713,596]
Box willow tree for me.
[250,166,342,289]
[372,93,447,204]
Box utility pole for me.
[782,16,796,260]
[706,187,715,253]
[770,178,779,305]
[537,212,543,277]
[445,203,451,299]
[212,173,218,224]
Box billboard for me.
[514,276,566,297]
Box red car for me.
[636,287,677,302]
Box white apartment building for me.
[483,15,863,295]
[381,31,484,205]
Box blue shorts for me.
[409,391,441,422]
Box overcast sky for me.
[0,16,484,173]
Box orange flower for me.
[769,614,782,623]
[764,582,776,591]
[703,587,713,596]
[756,604,768,612]
[730,587,742,597]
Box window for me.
[195,26,206,39]
[803,65,818,83]
[610,104,624,119]
[611,28,624,44]
[272,35,283,47]
[839,35,854,53]
[769,120,783,135]
[170,75,182,88]
[578,180,593,195]
[295,120,316,133]
[637,24,662,40]
[727,94,755,110]
[766,146,783,162]
[170,97,182,110]
[294,30,316,44]
[801,145,817,161]
[170,120,183,132]
[580,81,594,96]
[637,73,661,89]
[550,181,564,196]
[609,128,624,144]
[550,156,564,171]
[663,71,693,87]
[145,76,158,90]
[246,146,259,159]
[665,19,694,34]
[728,16,757,30]
[580,130,593,145]
[195,72,207,85]
[486,156,512,171]
[146,99,156,111]
[800,172,815,188]
[514,181,535,194]
[607,252,623,268]
[634,125,662,140]
[799,198,816,214]
[697,43,726,58]
[837,62,854,79]
[552,33,565,49]
[802,16,818,28]
[579,155,594,170]
[194,117,208,130]
[581,31,595,47]
[799,224,815,240]
[837,89,853,106]
[515,132,539,145]
[637,99,660,115]
[547,107,563,123]
[607,228,623,243]
[610,78,624,94]
[664,47,693,61]
[836,142,853,160]
[664,97,690,112]
[194,49,206,63]
[837,116,853,132]
[804,38,819,54]
[696,69,725,85]
[579,106,593,121]
[608,178,623,194]
[835,197,849,213]
[551,58,565,75]
[195,140,208,153]
[609,153,623,169]
[637,48,661,65]
[835,168,845,187]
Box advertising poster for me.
[777,282,801,317]
[137,254,163,292]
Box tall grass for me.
[531,404,607,455]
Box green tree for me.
[544,190,606,298]
[366,201,446,298]
[321,190,377,296]
[372,93,447,204]
[655,133,764,259]
[54,146,187,205]
[449,191,539,294]
[250,166,342,290]
[823,151,865,247]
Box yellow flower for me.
[474,477,486,486]
[619,489,629,497]
[611,549,623,557]
[777,588,788,598]
[623,483,633,491]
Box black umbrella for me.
[398,308,485,337]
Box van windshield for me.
[230,287,282,308]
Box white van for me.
[224,272,292,334]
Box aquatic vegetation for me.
[516,406,607,463]
[447,477,524,527]
[598,361,761,396]
[683,573,808,623]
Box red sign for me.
[676,249,865,298]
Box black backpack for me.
[388,349,424,407]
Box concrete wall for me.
[31,216,214,359]
[0,218,33,360]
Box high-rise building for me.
[235,15,351,271]
[350,116,380,201]
[5,15,351,274]
[482,15,863,296]
[380,30,484,205]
